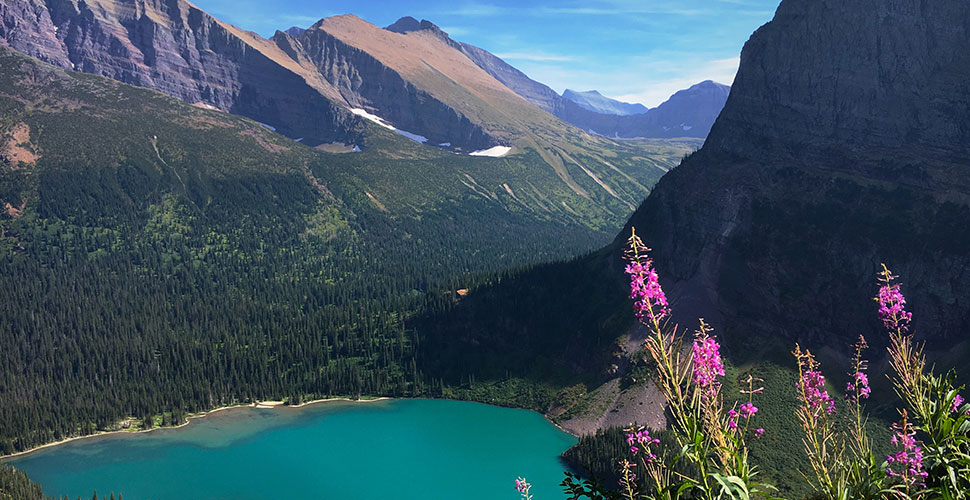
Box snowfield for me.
[351,108,428,144]
[469,146,512,158]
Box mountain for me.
[383,17,566,117]
[559,81,731,138]
[0,43,698,454]
[626,0,970,350]
[0,3,694,224]
[0,0,361,145]
[429,0,970,392]
[562,89,648,116]
[416,0,970,493]
[379,18,726,140]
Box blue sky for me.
[191,0,781,108]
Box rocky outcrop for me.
[0,0,361,144]
[621,0,970,350]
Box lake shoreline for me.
[1,396,392,460]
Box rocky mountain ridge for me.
[380,17,728,139]
[562,89,648,116]
[622,0,970,349]
[0,0,362,144]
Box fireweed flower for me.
[845,371,871,401]
[876,265,913,332]
[886,412,928,488]
[625,426,660,462]
[624,231,669,324]
[739,402,758,418]
[795,347,836,416]
[755,428,765,438]
[514,477,532,500]
[691,334,726,396]
[952,393,968,415]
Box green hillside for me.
[0,46,695,454]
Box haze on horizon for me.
[190,0,781,108]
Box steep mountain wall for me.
[291,24,494,150]
[622,0,970,349]
[0,0,360,144]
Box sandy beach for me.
[1,396,391,460]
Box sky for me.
[191,0,781,108]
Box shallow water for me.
[7,399,577,500]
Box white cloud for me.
[614,57,740,107]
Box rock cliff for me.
[0,0,362,144]
[622,0,970,349]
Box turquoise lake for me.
[7,399,577,500]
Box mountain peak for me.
[283,26,306,37]
[384,17,449,37]
[385,16,421,33]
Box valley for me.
[4,0,969,499]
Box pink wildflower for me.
[624,231,669,323]
[846,371,871,401]
[755,428,765,438]
[739,402,758,418]
[952,394,966,414]
[876,266,912,332]
[886,412,928,488]
[514,477,533,499]
[692,335,725,396]
[625,427,660,463]
[800,370,836,415]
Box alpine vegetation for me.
[525,230,970,500]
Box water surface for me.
[8,399,576,500]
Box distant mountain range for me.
[557,81,731,138]
[561,89,649,116]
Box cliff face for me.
[623,0,970,349]
[0,0,360,144]
[290,22,494,150]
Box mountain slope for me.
[384,16,567,117]
[426,0,970,391]
[626,0,970,349]
[562,89,648,116]
[0,0,362,144]
[416,1,970,493]
[0,44,697,454]
[0,3,692,223]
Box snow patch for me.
[439,142,451,147]
[351,108,395,130]
[353,145,362,153]
[393,129,428,143]
[53,26,59,35]
[350,108,427,144]
[682,125,693,131]
[294,138,304,142]
[257,122,276,131]
[469,146,512,158]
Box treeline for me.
[0,464,45,500]
[1,463,119,500]
[561,426,693,493]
